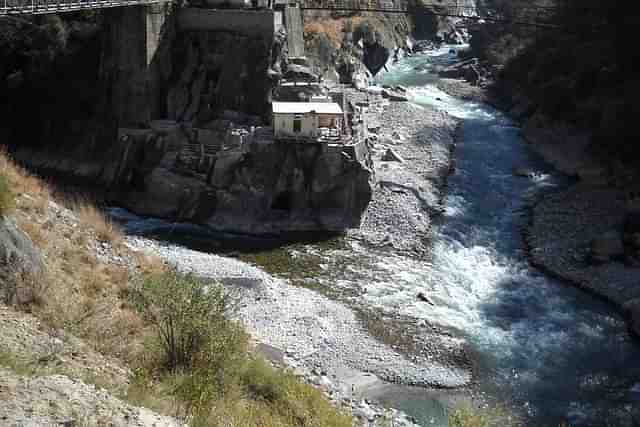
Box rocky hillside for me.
[0,150,357,425]
[468,0,640,182]
[303,0,477,83]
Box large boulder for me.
[0,218,45,305]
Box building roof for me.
[272,102,343,115]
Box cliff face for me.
[20,124,374,234]
[303,11,412,82]
[113,134,374,234]
[303,0,477,82]
[4,6,374,234]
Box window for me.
[293,118,301,133]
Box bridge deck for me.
[0,0,169,15]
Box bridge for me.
[0,0,168,15]
[300,0,559,28]
[1,0,559,30]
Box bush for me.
[130,271,241,372]
[129,272,353,426]
[0,173,15,217]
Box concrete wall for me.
[178,8,277,37]
[284,5,304,57]
[101,4,174,127]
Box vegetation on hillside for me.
[0,149,353,426]
[0,172,14,216]
[471,0,640,171]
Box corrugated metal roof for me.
[272,102,343,115]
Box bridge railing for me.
[1,0,167,15]
[300,0,407,12]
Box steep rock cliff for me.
[116,137,374,234]
[166,28,285,123]
[303,0,477,80]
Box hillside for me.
[0,150,355,426]
[469,0,640,180]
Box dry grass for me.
[0,148,156,363]
[304,17,364,48]
[0,148,353,426]
[0,147,50,200]
[73,201,123,245]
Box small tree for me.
[131,271,240,371]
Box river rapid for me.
[368,47,640,425]
[109,47,640,426]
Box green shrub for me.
[129,272,353,426]
[238,358,353,427]
[130,271,242,371]
[0,173,15,217]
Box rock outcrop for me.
[113,134,374,234]
[0,218,45,305]
[18,125,374,235]
[166,28,285,123]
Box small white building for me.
[272,102,343,141]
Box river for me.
[369,47,640,425]
[110,47,640,426]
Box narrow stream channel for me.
[110,47,640,426]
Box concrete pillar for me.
[100,4,174,128]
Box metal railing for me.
[0,0,169,15]
[300,0,406,13]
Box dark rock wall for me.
[166,29,282,123]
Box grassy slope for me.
[0,149,352,426]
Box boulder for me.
[0,218,45,305]
[417,292,434,305]
[590,231,625,264]
[382,148,404,163]
[412,40,438,53]
[382,89,408,102]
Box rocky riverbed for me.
[344,88,459,255]
[527,183,640,338]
